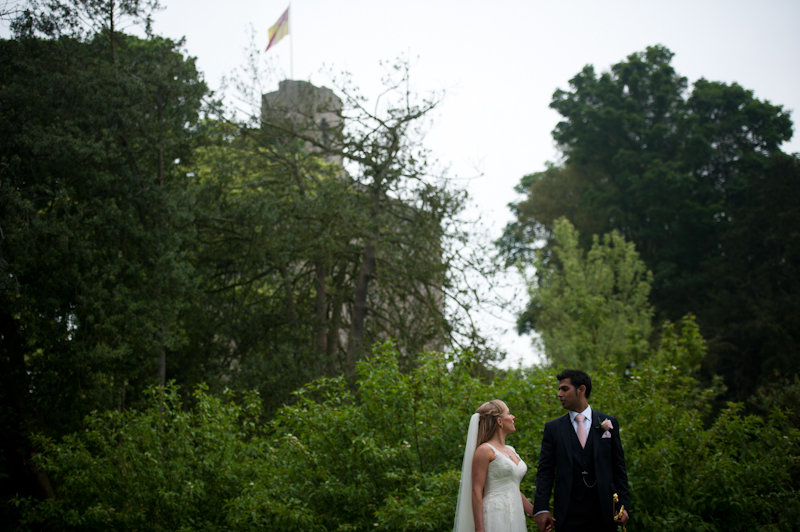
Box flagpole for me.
[289,2,294,79]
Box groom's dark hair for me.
[556,369,592,399]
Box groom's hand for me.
[614,508,629,525]
[534,512,555,532]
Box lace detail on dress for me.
[481,443,528,532]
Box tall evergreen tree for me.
[500,45,799,398]
[0,29,207,516]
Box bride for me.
[453,400,534,532]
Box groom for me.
[532,369,630,532]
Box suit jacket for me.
[532,410,630,523]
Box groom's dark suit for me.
[533,410,629,531]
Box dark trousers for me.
[558,524,616,532]
[557,487,616,532]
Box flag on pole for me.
[266,7,289,52]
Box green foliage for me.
[3,21,796,532]
[1,21,490,524]
[15,341,800,531]
[249,64,480,370]
[177,120,356,409]
[14,385,264,531]
[700,152,800,397]
[0,32,207,430]
[179,112,466,414]
[12,0,162,43]
[750,374,800,430]
[0,29,208,523]
[1,11,490,520]
[174,60,491,414]
[519,218,654,370]
[500,45,800,399]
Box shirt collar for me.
[569,405,592,423]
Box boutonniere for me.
[595,418,614,438]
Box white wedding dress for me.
[481,443,528,532]
[453,414,528,532]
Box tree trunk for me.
[0,311,56,500]
[158,325,166,387]
[109,0,116,65]
[115,366,126,411]
[277,260,297,321]
[156,94,165,388]
[157,97,164,187]
[326,265,347,374]
[315,260,327,358]
[346,179,382,375]
[346,243,374,374]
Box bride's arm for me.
[520,492,534,516]
[471,444,493,532]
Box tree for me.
[257,65,457,374]
[174,118,364,409]
[500,45,799,398]
[701,152,800,396]
[0,29,207,519]
[156,62,484,413]
[11,0,161,63]
[215,55,490,381]
[519,218,654,369]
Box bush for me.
[14,335,800,531]
[13,385,264,531]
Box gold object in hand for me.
[612,493,626,532]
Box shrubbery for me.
[14,326,800,531]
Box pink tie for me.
[575,413,587,448]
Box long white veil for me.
[453,413,480,532]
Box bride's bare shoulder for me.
[475,442,497,461]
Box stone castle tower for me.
[261,80,343,165]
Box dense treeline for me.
[500,46,800,400]
[0,6,484,526]
[11,341,800,531]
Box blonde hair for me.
[476,400,506,445]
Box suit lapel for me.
[592,409,602,463]
[559,414,574,465]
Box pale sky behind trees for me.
[4,0,799,367]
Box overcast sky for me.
[5,1,799,367]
